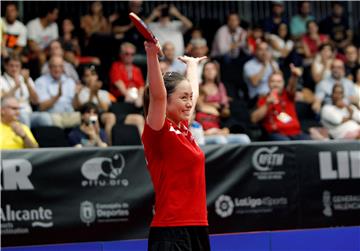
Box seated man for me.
[0,96,38,149]
[35,55,80,128]
[0,55,53,127]
[251,65,311,141]
[313,59,356,113]
[161,41,186,74]
[243,41,279,106]
[68,102,108,147]
[109,42,145,107]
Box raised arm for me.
[145,41,167,131]
[178,55,207,120]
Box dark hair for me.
[143,72,186,117]
[201,60,221,85]
[39,3,58,18]
[319,43,334,53]
[4,54,21,64]
[332,82,344,94]
[5,2,18,10]
[306,19,317,30]
[80,102,99,114]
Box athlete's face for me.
[166,80,193,124]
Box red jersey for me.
[257,90,301,136]
[142,118,208,227]
[109,61,145,98]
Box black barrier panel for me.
[1,142,360,247]
[1,147,154,246]
[206,143,299,233]
[296,142,360,228]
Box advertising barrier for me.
[1,141,359,247]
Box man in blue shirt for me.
[35,55,81,128]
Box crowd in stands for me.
[1,1,360,149]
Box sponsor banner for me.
[1,148,153,247]
[206,144,298,233]
[296,142,360,228]
[2,142,360,247]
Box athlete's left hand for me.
[178,55,207,65]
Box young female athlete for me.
[142,40,210,251]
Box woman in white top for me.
[311,43,335,84]
[268,22,294,61]
[321,83,360,139]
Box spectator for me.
[311,43,335,84]
[1,3,27,58]
[319,2,353,53]
[251,65,311,141]
[354,68,360,108]
[187,38,209,80]
[109,42,145,107]
[185,27,204,54]
[268,22,295,65]
[210,12,248,59]
[41,40,80,83]
[321,83,360,139]
[196,61,251,144]
[301,20,329,64]
[60,18,101,67]
[73,66,116,145]
[263,1,288,35]
[0,96,38,149]
[290,1,315,40]
[313,59,356,113]
[344,44,359,81]
[146,4,193,57]
[162,41,186,74]
[247,24,265,55]
[80,1,110,40]
[1,56,52,127]
[26,3,59,67]
[111,0,145,53]
[35,55,80,128]
[68,102,108,147]
[243,41,279,106]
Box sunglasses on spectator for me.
[122,52,135,56]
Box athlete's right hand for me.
[144,41,162,56]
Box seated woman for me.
[321,83,360,139]
[195,60,250,144]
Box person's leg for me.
[101,112,116,146]
[205,135,227,144]
[30,112,53,127]
[226,134,251,144]
[290,132,312,141]
[189,227,210,251]
[124,114,145,136]
[148,227,191,251]
[267,133,290,141]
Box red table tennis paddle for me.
[129,12,158,44]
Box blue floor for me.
[3,226,359,251]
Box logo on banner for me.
[319,151,360,180]
[1,204,54,235]
[81,154,129,187]
[321,190,360,217]
[215,194,288,217]
[215,195,234,218]
[80,200,130,225]
[252,147,285,180]
[80,201,96,225]
[322,190,333,217]
[1,159,34,190]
